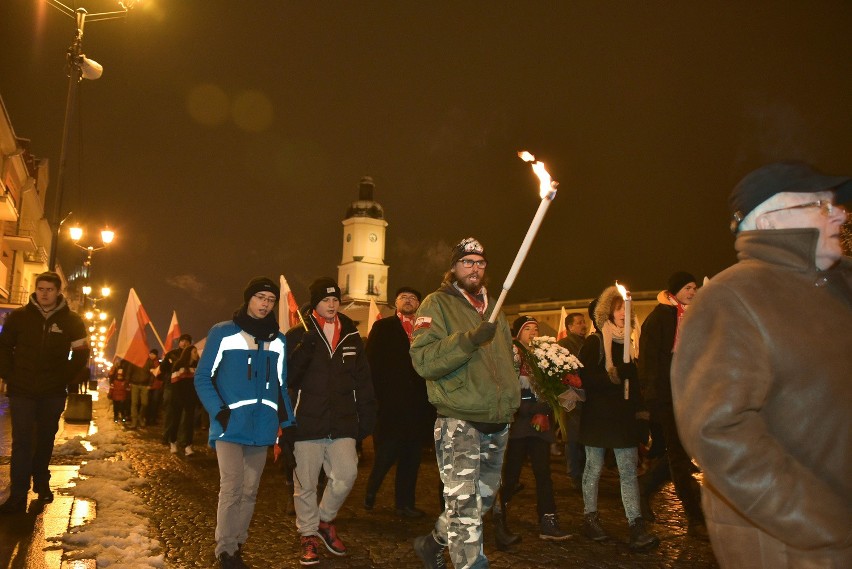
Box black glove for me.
[299,329,319,352]
[280,427,297,470]
[216,406,231,432]
[615,361,636,382]
[466,321,497,346]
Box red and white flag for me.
[367,297,383,334]
[279,275,301,332]
[115,288,152,368]
[163,311,181,353]
[556,306,568,341]
[104,318,117,346]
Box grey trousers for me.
[293,437,358,536]
[214,441,268,556]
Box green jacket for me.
[409,284,520,423]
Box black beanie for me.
[309,277,341,308]
[667,271,697,296]
[511,315,538,338]
[395,286,422,302]
[450,237,486,266]
[243,276,280,303]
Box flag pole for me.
[148,322,165,351]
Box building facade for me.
[0,94,52,314]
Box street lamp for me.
[46,0,139,271]
[70,224,115,276]
[81,284,111,313]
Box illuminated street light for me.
[46,0,139,270]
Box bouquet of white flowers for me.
[522,336,584,436]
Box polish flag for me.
[163,311,181,353]
[556,306,568,341]
[115,288,152,368]
[104,318,117,346]
[367,297,383,334]
[279,275,301,332]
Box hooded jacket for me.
[409,284,519,424]
[194,321,294,448]
[578,286,642,449]
[672,229,852,565]
[0,294,88,398]
[285,307,376,442]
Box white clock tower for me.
[338,176,389,303]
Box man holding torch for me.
[410,237,520,569]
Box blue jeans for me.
[582,446,641,522]
[9,395,67,497]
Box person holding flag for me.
[194,276,295,569]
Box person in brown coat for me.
[672,161,852,569]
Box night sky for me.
[2,1,851,342]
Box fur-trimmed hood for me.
[594,285,639,331]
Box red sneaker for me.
[317,520,347,556]
[299,535,320,566]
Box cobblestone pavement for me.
[124,423,719,569]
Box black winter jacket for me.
[365,315,434,439]
[285,308,376,442]
[637,297,677,404]
[577,333,642,449]
[0,294,88,398]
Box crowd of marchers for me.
[1,161,850,569]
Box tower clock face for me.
[346,233,351,242]
[369,233,378,242]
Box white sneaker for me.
[169,442,177,454]
[184,446,194,456]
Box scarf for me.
[666,292,688,352]
[397,312,415,343]
[454,283,489,316]
[232,305,279,343]
[601,319,639,372]
[312,310,341,350]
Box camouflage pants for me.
[432,417,509,569]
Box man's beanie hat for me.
[309,277,341,308]
[395,286,422,302]
[729,161,852,232]
[667,272,697,296]
[243,276,280,303]
[179,333,192,343]
[450,237,487,266]
[511,315,538,339]
[35,271,62,288]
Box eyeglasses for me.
[253,294,278,305]
[458,258,487,268]
[761,200,847,219]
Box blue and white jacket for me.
[195,321,295,448]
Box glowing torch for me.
[615,281,632,400]
[488,151,559,323]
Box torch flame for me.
[518,150,557,198]
[615,280,628,300]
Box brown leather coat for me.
[672,228,852,568]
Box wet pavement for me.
[1,389,720,568]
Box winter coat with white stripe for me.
[285,309,376,442]
[194,321,295,448]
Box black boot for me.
[413,532,446,569]
[628,517,660,552]
[539,513,570,541]
[582,511,608,541]
[492,501,521,549]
